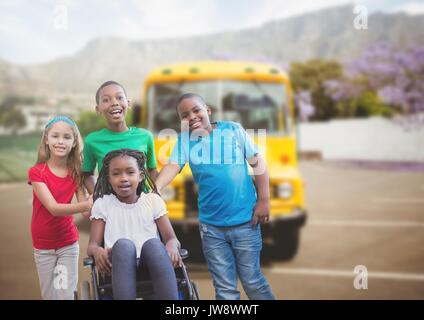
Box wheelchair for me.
[79,248,199,300]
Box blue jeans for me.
[200,222,275,300]
[110,238,178,300]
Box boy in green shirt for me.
[83,81,157,194]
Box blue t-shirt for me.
[169,121,258,227]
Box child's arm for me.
[87,219,112,276]
[156,215,182,267]
[155,163,181,194]
[148,168,159,181]
[75,188,92,218]
[247,154,270,225]
[32,182,93,216]
[83,172,97,195]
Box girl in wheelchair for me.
[87,148,182,300]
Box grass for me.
[0,133,39,182]
[0,133,41,150]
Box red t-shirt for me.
[28,163,79,250]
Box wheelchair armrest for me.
[83,256,95,267]
[84,249,188,266]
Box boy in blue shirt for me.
[156,93,274,300]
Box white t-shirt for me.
[90,193,167,257]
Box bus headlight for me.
[276,182,293,199]
[161,186,176,202]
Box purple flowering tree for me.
[295,90,315,122]
[324,43,424,124]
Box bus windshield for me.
[147,80,288,133]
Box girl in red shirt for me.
[28,115,92,300]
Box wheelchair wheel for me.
[80,281,91,300]
[191,281,200,300]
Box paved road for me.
[1,161,423,299]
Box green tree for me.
[351,91,394,118]
[76,109,134,137]
[290,59,344,121]
[77,111,107,137]
[0,108,26,134]
[0,95,29,134]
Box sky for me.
[1,0,424,65]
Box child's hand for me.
[84,195,93,212]
[251,199,270,226]
[181,120,189,132]
[166,242,182,268]
[81,210,91,219]
[93,247,112,276]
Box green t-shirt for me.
[82,127,157,174]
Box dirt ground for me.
[1,161,424,299]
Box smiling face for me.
[45,121,76,159]
[96,84,130,128]
[177,97,212,132]
[108,155,142,204]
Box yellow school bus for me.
[135,60,307,260]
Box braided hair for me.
[93,148,158,201]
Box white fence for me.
[299,116,424,162]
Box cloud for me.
[1,0,422,64]
[246,0,352,27]
[0,0,220,64]
[96,0,218,39]
[391,1,424,15]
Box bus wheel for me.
[270,228,300,261]
[180,232,205,263]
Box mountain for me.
[3,4,424,100]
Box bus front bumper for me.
[261,209,307,242]
[170,209,307,235]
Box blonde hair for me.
[36,116,84,188]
